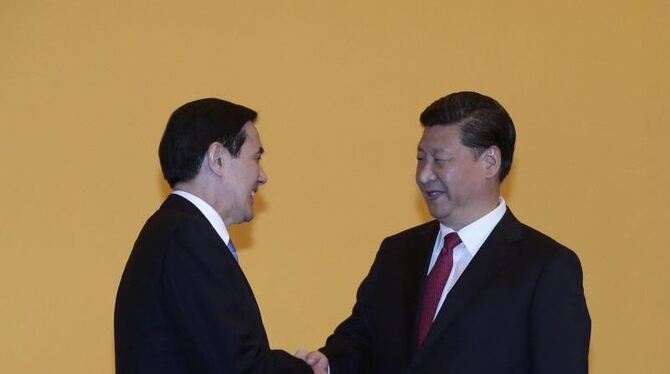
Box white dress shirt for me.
[171,190,237,259]
[427,197,507,320]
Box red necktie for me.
[417,232,462,347]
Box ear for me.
[481,146,501,178]
[205,142,229,177]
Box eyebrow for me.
[417,146,451,153]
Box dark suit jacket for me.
[321,209,590,374]
[115,194,311,374]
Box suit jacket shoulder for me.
[115,194,311,374]
[324,208,590,374]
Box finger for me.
[294,349,307,360]
[305,351,319,365]
[305,351,329,368]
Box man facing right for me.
[305,91,591,373]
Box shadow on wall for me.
[157,171,171,197]
[501,161,517,204]
[414,191,433,222]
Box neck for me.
[174,181,205,201]
[175,177,237,226]
[443,194,500,231]
[174,178,221,214]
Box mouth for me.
[422,189,445,201]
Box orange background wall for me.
[1,1,668,373]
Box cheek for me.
[242,164,257,183]
[249,168,259,185]
[434,165,454,184]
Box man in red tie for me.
[303,91,591,373]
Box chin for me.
[428,207,450,223]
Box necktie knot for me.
[442,232,462,255]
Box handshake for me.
[295,349,329,374]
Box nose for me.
[416,161,435,185]
[258,165,267,185]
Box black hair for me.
[158,98,257,188]
[420,91,516,181]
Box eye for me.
[433,151,450,162]
[416,151,426,161]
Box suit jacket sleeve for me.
[161,224,311,374]
[530,247,591,374]
[320,239,392,374]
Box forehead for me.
[241,121,262,148]
[418,124,462,148]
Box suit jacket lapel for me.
[161,194,251,287]
[406,221,441,353]
[413,209,525,356]
[162,194,240,261]
[161,194,270,343]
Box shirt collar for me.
[439,197,507,256]
[171,190,231,245]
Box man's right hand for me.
[305,350,329,371]
[295,349,329,373]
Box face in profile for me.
[416,124,491,229]
[221,121,267,225]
